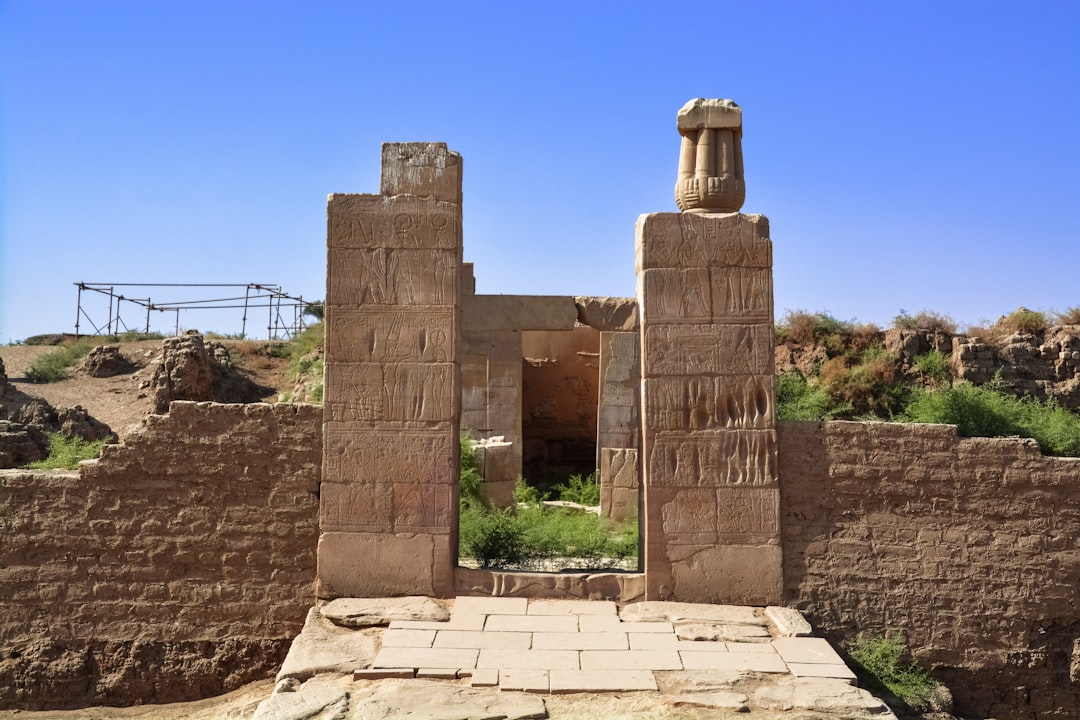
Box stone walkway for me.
[254,597,896,720]
[363,597,855,694]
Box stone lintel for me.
[462,295,577,331]
[574,297,639,332]
[677,98,742,132]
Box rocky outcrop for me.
[0,357,114,468]
[141,332,271,413]
[954,325,1080,407]
[78,344,134,378]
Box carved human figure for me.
[674,98,745,213]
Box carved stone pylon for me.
[674,98,745,213]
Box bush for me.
[459,432,485,508]
[893,310,958,335]
[775,371,847,421]
[778,310,852,349]
[847,634,944,713]
[24,339,97,383]
[912,350,952,387]
[553,473,600,506]
[459,504,528,568]
[1057,306,1080,326]
[820,347,903,418]
[25,433,107,470]
[1000,308,1047,334]
[904,379,1080,456]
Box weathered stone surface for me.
[675,623,771,643]
[380,142,462,204]
[752,677,895,716]
[321,597,449,628]
[455,568,645,602]
[765,606,813,637]
[144,332,268,413]
[277,608,379,681]
[574,296,638,332]
[317,532,444,599]
[251,674,350,720]
[620,602,765,627]
[462,295,577,332]
[675,98,745,213]
[350,679,547,720]
[79,344,134,377]
[666,690,749,711]
[599,448,638,522]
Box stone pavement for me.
[254,597,896,719]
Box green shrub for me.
[458,504,528,568]
[553,473,600,506]
[24,339,97,383]
[25,433,107,470]
[893,310,958,335]
[1001,308,1047,334]
[847,634,943,713]
[912,350,952,387]
[820,347,904,418]
[903,380,1080,456]
[514,476,546,506]
[459,432,485,508]
[775,371,848,421]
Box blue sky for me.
[2,1,1077,342]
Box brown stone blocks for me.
[380,142,462,204]
[317,532,447,599]
[636,212,770,271]
[324,363,458,423]
[462,294,577,332]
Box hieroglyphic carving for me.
[601,448,639,489]
[710,267,772,322]
[327,307,454,363]
[637,213,771,271]
[394,482,454,533]
[644,324,772,377]
[325,364,383,422]
[646,430,777,487]
[639,268,711,323]
[644,375,774,430]
[328,195,459,250]
[658,488,717,545]
[382,363,456,422]
[716,487,779,537]
[323,426,454,485]
[320,480,393,531]
[327,248,457,306]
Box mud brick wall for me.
[0,401,321,710]
[779,420,1080,720]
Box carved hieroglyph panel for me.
[646,430,777,486]
[325,363,456,423]
[644,375,774,430]
[600,448,639,489]
[639,268,711,324]
[328,248,457,306]
[328,195,459,250]
[644,324,772,377]
[394,482,454,534]
[657,487,717,545]
[323,426,454,485]
[327,307,454,363]
[320,480,393,532]
[716,486,779,538]
[636,212,771,271]
[710,267,772,323]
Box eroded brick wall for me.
[780,420,1080,720]
[0,401,321,710]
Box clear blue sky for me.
[2,1,1077,342]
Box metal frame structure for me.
[73,282,313,340]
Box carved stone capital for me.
[674,98,745,213]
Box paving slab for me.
[380,628,437,648]
[526,599,617,616]
[354,668,415,680]
[276,607,380,681]
[666,690,750,711]
[621,601,765,626]
[416,668,459,679]
[251,674,350,720]
[484,614,579,633]
[578,615,675,633]
[766,605,813,636]
[452,596,529,615]
[753,677,895,716]
[628,632,680,650]
[390,613,486,631]
[321,596,449,628]
[470,668,499,687]
[351,679,548,720]
[373,646,479,671]
[477,648,580,670]
[680,650,788,673]
[726,642,779,654]
[549,669,658,693]
[499,668,549,693]
[434,630,532,650]
[531,631,629,650]
[580,649,683,670]
[786,662,858,681]
[676,622,771,642]
[772,636,846,665]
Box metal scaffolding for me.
[73,282,314,340]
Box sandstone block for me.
[321,596,449,628]
[462,294,577,331]
[380,142,462,204]
[316,532,438,599]
[574,296,639,331]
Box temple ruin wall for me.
[0,401,320,709]
[780,420,1080,720]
